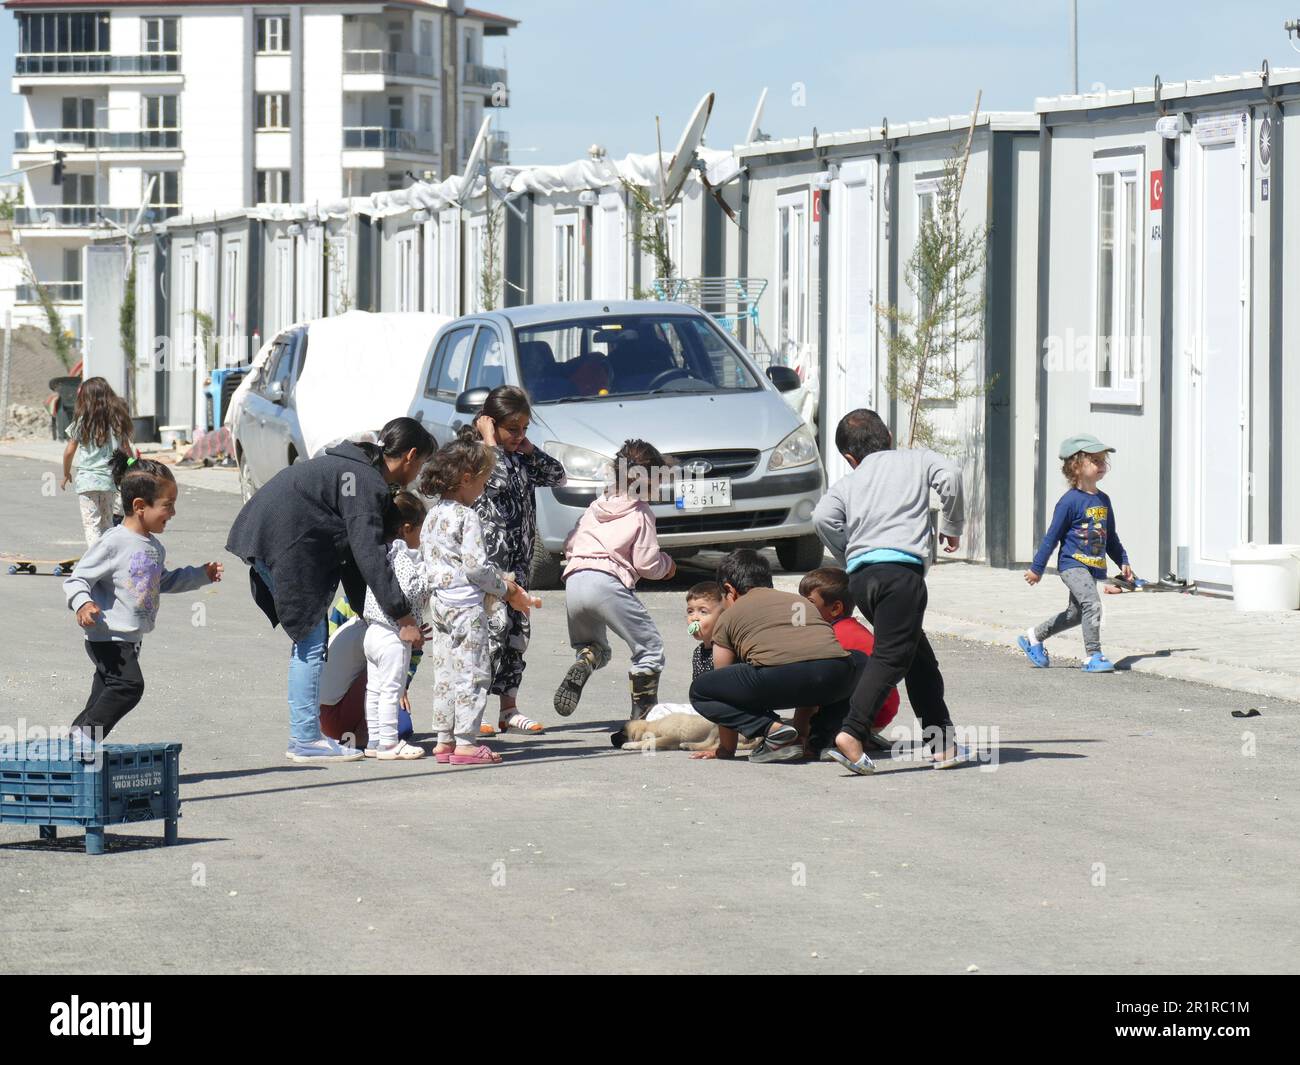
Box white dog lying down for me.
[619,713,762,752]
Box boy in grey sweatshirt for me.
[812,409,963,774]
[64,455,221,740]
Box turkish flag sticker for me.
[1150,170,1164,211]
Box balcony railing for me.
[15,205,143,227]
[15,129,181,151]
[15,52,180,76]
[16,281,83,303]
[342,50,436,79]
[464,63,507,88]
[342,127,434,153]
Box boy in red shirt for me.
[799,567,900,751]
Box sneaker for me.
[286,737,365,763]
[750,724,804,764]
[554,654,595,717]
[1017,634,1050,668]
[1081,653,1115,673]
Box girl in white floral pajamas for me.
[420,429,538,766]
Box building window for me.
[144,171,180,218]
[463,30,476,64]
[142,17,178,53]
[62,174,96,205]
[62,97,96,130]
[256,16,289,54]
[19,12,110,54]
[256,93,288,131]
[257,170,289,204]
[418,20,434,58]
[63,248,82,284]
[1092,154,1144,404]
[142,95,179,129]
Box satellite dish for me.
[745,88,768,144]
[660,92,714,208]
[456,115,493,203]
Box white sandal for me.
[376,740,426,760]
[499,712,544,734]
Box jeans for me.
[846,562,955,751]
[254,560,327,745]
[689,652,866,741]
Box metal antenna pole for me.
[1070,0,1079,94]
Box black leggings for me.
[72,641,145,739]
[846,563,954,748]
[690,652,866,741]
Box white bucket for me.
[158,425,188,448]
[1228,543,1300,611]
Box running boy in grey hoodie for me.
[812,409,964,774]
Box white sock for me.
[1025,627,1042,646]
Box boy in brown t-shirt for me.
[688,549,866,764]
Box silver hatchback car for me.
[409,301,826,586]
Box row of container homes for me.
[84,65,1300,587]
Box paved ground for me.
[1,452,1297,974]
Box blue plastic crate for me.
[0,741,182,854]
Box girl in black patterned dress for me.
[472,386,566,735]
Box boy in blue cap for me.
[1019,434,1133,673]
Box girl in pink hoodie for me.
[554,439,677,720]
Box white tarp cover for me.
[293,311,450,457]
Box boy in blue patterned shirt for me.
[1019,434,1134,674]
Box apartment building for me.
[4,0,515,337]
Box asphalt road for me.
[1,454,1296,974]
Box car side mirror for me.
[455,387,490,415]
[267,380,285,403]
[766,365,801,393]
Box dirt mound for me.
[4,324,69,407]
[3,403,52,440]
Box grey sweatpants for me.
[1034,566,1103,655]
[564,569,665,674]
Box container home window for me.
[1091,154,1144,405]
[257,16,289,54]
[915,174,960,403]
[775,189,809,364]
[256,93,287,131]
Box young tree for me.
[877,97,991,452]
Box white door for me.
[467,214,487,311]
[592,191,627,300]
[825,159,877,483]
[394,229,419,312]
[1188,112,1249,586]
[170,245,196,430]
[553,213,578,302]
[421,219,438,313]
[438,208,461,316]
[297,227,323,321]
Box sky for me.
[0,0,1296,176]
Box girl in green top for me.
[61,376,133,546]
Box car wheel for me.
[237,449,255,502]
[528,535,564,591]
[776,534,825,573]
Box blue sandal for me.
[1081,653,1115,673]
[1017,635,1050,668]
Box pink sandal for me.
[448,744,503,765]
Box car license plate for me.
[675,477,732,510]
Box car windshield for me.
[513,313,760,404]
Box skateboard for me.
[5,557,79,576]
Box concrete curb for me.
[0,443,240,495]
[924,612,1295,704]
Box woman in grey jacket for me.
[226,418,435,763]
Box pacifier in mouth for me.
[687,621,701,636]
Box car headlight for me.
[769,425,819,470]
[545,441,614,484]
